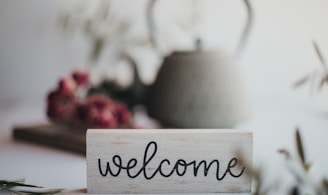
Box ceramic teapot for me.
[131,0,253,128]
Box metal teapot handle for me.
[235,0,253,56]
[146,0,253,56]
[146,0,158,49]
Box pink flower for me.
[72,69,89,87]
[74,94,119,128]
[47,89,76,123]
[86,94,114,111]
[47,70,133,129]
[58,76,76,95]
[88,107,118,128]
[74,103,89,125]
[115,103,131,127]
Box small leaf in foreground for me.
[293,75,310,88]
[11,187,65,195]
[278,149,291,160]
[295,128,306,167]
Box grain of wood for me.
[87,129,252,194]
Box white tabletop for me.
[0,100,328,194]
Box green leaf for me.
[0,179,42,189]
[2,178,25,184]
[1,178,64,195]
[90,38,105,62]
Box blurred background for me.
[0,0,328,111]
[1,1,328,192]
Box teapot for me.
[111,0,253,128]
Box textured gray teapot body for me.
[140,51,250,128]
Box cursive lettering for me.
[98,141,245,181]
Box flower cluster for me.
[46,70,131,129]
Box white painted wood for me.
[87,129,253,194]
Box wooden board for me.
[87,129,253,194]
[13,123,86,155]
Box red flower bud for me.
[88,109,118,128]
[47,89,76,123]
[72,69,90,87]
[73,94,118,128]
[115,103,131,126]
[86,94,115,111]
[58,76,76,95]
[74,103,89,125]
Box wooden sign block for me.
[87,129,253,194]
